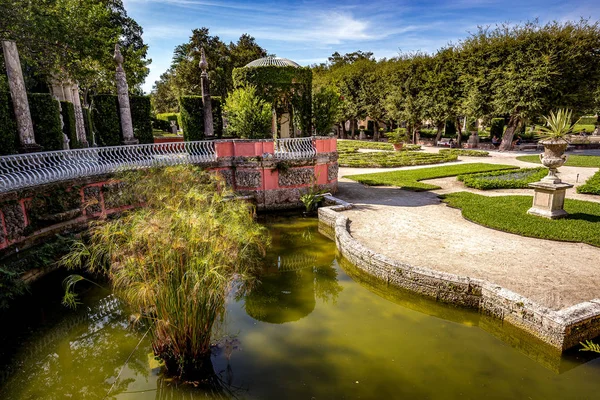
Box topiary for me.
[28,93,63,151]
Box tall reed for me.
[62,165,269,377]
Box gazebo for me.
[233,56,312,138]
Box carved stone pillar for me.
[71,83,88,147]
[2,40,41,152]
[114,44,137,145]
[199,48,214,137]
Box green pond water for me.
[1,216,600,399]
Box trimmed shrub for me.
[577,170,600,195]
[152,117,171,132]
[82,107,94,145]
[223,86,272,139]
[572,124,596,133]
[0,90,18,155]
[576,116,598,126]
[156,112,182,129]
[458,167,547,190]
[91,94,121,146]
[60,101,78,148]
[179,96,224,140]
[130,95,153,144]
[28,93,63,151]
[490,118,505,138]
[180,95,204,141]
[439,149,489,157]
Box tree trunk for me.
[373,121,380,141]
[499,114,521,151]
[455,117,463,146]
[435,120,444,143]
[350,119,356,139]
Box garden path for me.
[336,149,600,310]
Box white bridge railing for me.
[274,137,317,159]
[0,141,216,193]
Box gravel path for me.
[336,149,600,310]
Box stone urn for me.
[539,139,568,183]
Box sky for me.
[122,0,600,93]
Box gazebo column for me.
[71,83,89,147]
[114,44,138,145]
[2,40,41,152]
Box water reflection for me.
[244,216,343,324]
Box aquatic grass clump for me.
[61,165,269,377]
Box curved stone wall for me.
[318,201,600,351]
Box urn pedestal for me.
[527,181,573,219]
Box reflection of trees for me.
[243,218,343,324]
[0,294,150,400]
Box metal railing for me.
[274,137,317,159]
[0,141,216,193]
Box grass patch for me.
[439,149,489,157]
[458,167,547,190]
[577,170,600,195]
[338,140,394,153]
[440,192,600,247]
[517,155,600,168]
[339,151,457,168]
[345,163,517,191]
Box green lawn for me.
[517,155,600,168]
[439,149,489,157]
[338,140,394,152]
[440,192,600,247]
[577,170,600,195]
[345,163,517,191]
[458,167,547,190]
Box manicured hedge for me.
[0,90,18,155]
[82,106,94,145]
[576,116,598,126]
[156,112,181,128]
[179,96,223,140]
[130,95,153,144]
[60,101,78,148]
[28,93,63,151]
[92,94,121,146]
[577,170,600,195]
[152,117,171,132]
[457,167,547,190]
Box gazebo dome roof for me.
[244,56,300,68]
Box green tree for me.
[312,86,341,135]
[224,85,272,138]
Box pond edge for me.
[318,196,600,351]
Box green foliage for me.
[223,86,272,139]
[517,155,600,168]
[440,192,600,247]
[572,124,596,133]
[82,106,94,145]
[130,95,153,144]
[312,86,341,135]
[575,116,598,126]
[178,96,223,140]
[152,117,171,132]
[233,65,312,135]
[91,95,121,146]
[337,140,394,153]
[28,93,63,151]
[300,185,327,212]
[439,149,489,157]
[580,340,600,353]
[0,90,18,155]
[346,163,517,190]
[0,264,27,309]
[60,101,78,148]
[490,118,505,138]
[60,165,269,376]
[339,151,458,169]
[445,120,457,137]
[458,167,547,190]
[538,109,574,140]
[577,170,600,195]
[386,128,411,144]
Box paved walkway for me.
[336,148,600,310]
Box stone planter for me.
[539,140,568,184]
[392,143,403,151]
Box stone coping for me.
[318,197,600,351]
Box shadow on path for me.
[336,180,440,208]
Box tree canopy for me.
[0,0,150,95]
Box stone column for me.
[71,83,88,147]
[2,40,41,152]
[199,48,214,137]
[114,44,137,145]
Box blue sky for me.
[122,0,599,93]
